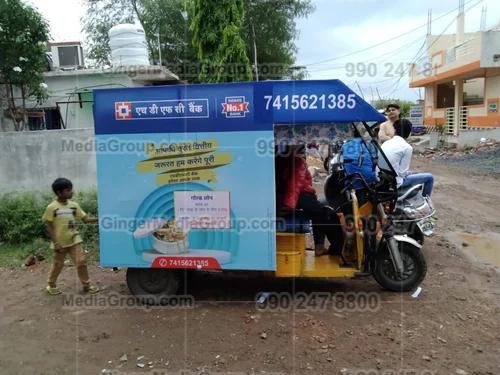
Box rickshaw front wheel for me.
[373,242,427,292]
[126,268,180,305]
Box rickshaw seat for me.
[276,207,311,233]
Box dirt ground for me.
[1,158,499,375]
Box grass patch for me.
[0,190,99,268]
[0,238,51,268]
[0,238,100,268]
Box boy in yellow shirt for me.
[42,178,99,295]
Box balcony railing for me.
[445,39,474,65]
[410,35,481,83]
[445,106,468,135]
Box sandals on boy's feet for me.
[46,286,62,295]
[83,284,99,294]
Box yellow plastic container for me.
[276,233,305,277]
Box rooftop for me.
[43,65,180,82]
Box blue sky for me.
[28,0,500,101]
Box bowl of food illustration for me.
[133,218,189,255]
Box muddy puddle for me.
[448,232,500,267]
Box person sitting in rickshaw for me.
[282,145,344,257]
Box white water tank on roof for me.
[109,23,150,66]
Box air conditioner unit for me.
[50,43,84,69]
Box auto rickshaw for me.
[93,79,426,303]
[271,120,426,290]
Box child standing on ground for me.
[42,178,99,295]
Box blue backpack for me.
[341,138,377,189]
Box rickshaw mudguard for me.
[392,235,422,249]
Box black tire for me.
[126,268,180,305]
[373,241,427,292]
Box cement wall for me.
[450,127,500,148]
[0,128,96,193]
[410,128,500,150]
[486,74,500,98]
[481,31,500,68]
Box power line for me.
[301,0,478,68]
[346,77,399,86]
[309,0,483,99]
[306,34,426,74]
[385,38,429,96]
[378,0,484,99]
[384,0,483,98]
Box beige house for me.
[409,12,500,135]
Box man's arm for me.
[400,145,413,178]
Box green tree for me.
[82,0,136,66]
[82,0,313,81]
[134,0,197,79]
[190,0,252,82]
[244,0,313,80]
[82,0,196,79]
[0,0,50,131]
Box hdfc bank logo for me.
[221,96,250,118]
[115,102,132,120]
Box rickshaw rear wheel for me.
[373,241,427,292]
[126,268,180,305]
